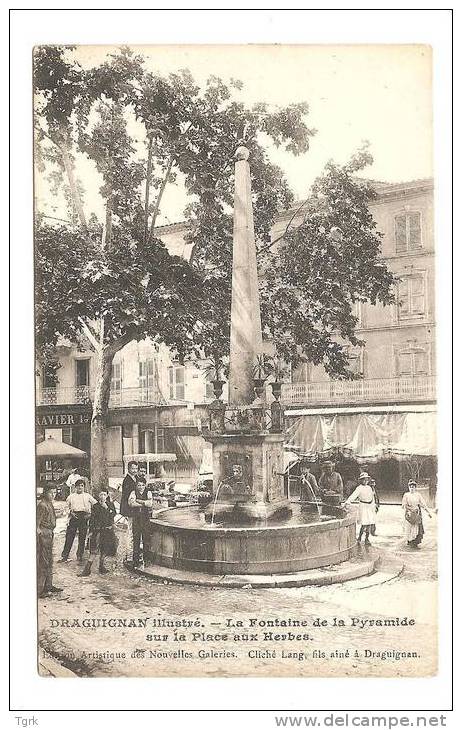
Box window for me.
[394,212,422,253]
[75,358,90,387]
[156,427,165,454]
[62,427,73,445]
[168,365,185,400]
[139,359,154,390]
[348,350,364,376]
[397,275,426,319]
[397,346,430,377]
[42,362,58,389]
[111,362,123,393]
[291,363,312,383]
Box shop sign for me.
[36,412,91,427]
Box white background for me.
[6,4,456,726]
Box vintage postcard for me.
[33,43,438,679]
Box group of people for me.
[298,460,432,548]
[37,461,155,598]
[299,460,345,502]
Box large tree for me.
[35,47,395,489]
[34,46,316,489]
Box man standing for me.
[128,476,153,568]
[318,461,344,502]
[37,485,63,598]
[120,461,138,565]
[59,478,96,563]
[299,461,319,502]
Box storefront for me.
[107,404,209,481]
[284,404,437,504]
[35,403,92,453]
[35,404,92,486]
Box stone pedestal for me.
[205,431,291,524]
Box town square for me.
[33,43,437,680]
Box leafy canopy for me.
[34,46,394,377]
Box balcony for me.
[36,385,164,408]
[37,385,92,406]
[108,387,163,408]
[281,375,436,407]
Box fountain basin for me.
[147,504,357,575]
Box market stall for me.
[36,435,88,494]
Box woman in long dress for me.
[402,479,432,547]
[345,472,377,545]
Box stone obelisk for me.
[205,146,291,524]
[228,146,263,405]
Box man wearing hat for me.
[37,485,63,598]
[345,472,378,545]
[318,461,344,502]
[59,478,96,562]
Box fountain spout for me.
[300,475,322,520]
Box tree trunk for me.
[89,332,134,494]
[59,132,88,232]
[90,346,114,494]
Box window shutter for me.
[176,366,185,400]
[111,362,122,392]
[147,359,154,389]
[410,277,425,314]
[168,366,174,399]
[398,352,413,376]
[409,213,422,249]
[398,279,410,315]
[414,351,428,375]
[348,354,360,375]
[395,215,407,252]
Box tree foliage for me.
[34,45,394,382]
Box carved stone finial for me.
[234,145,250,161]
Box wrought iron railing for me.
[281,375,436,406]
[108,387,163,408]
[37,385,163,408]
[37,385,92,405]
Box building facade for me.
[36,179,436,496]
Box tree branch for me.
[79,318,102,353]
[143,136,154,244]
[257,196,312,257]
[147,156,174,244]
[106,329,137,357]
[57,126,88,232]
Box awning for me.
[285,410,436,461]
[122,453,177,464]
[36,436,87,458]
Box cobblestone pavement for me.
[38,505,437,678]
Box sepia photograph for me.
[32,41,439,681]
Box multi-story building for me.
[36,178,436,499]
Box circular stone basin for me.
[148,504,357,575]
